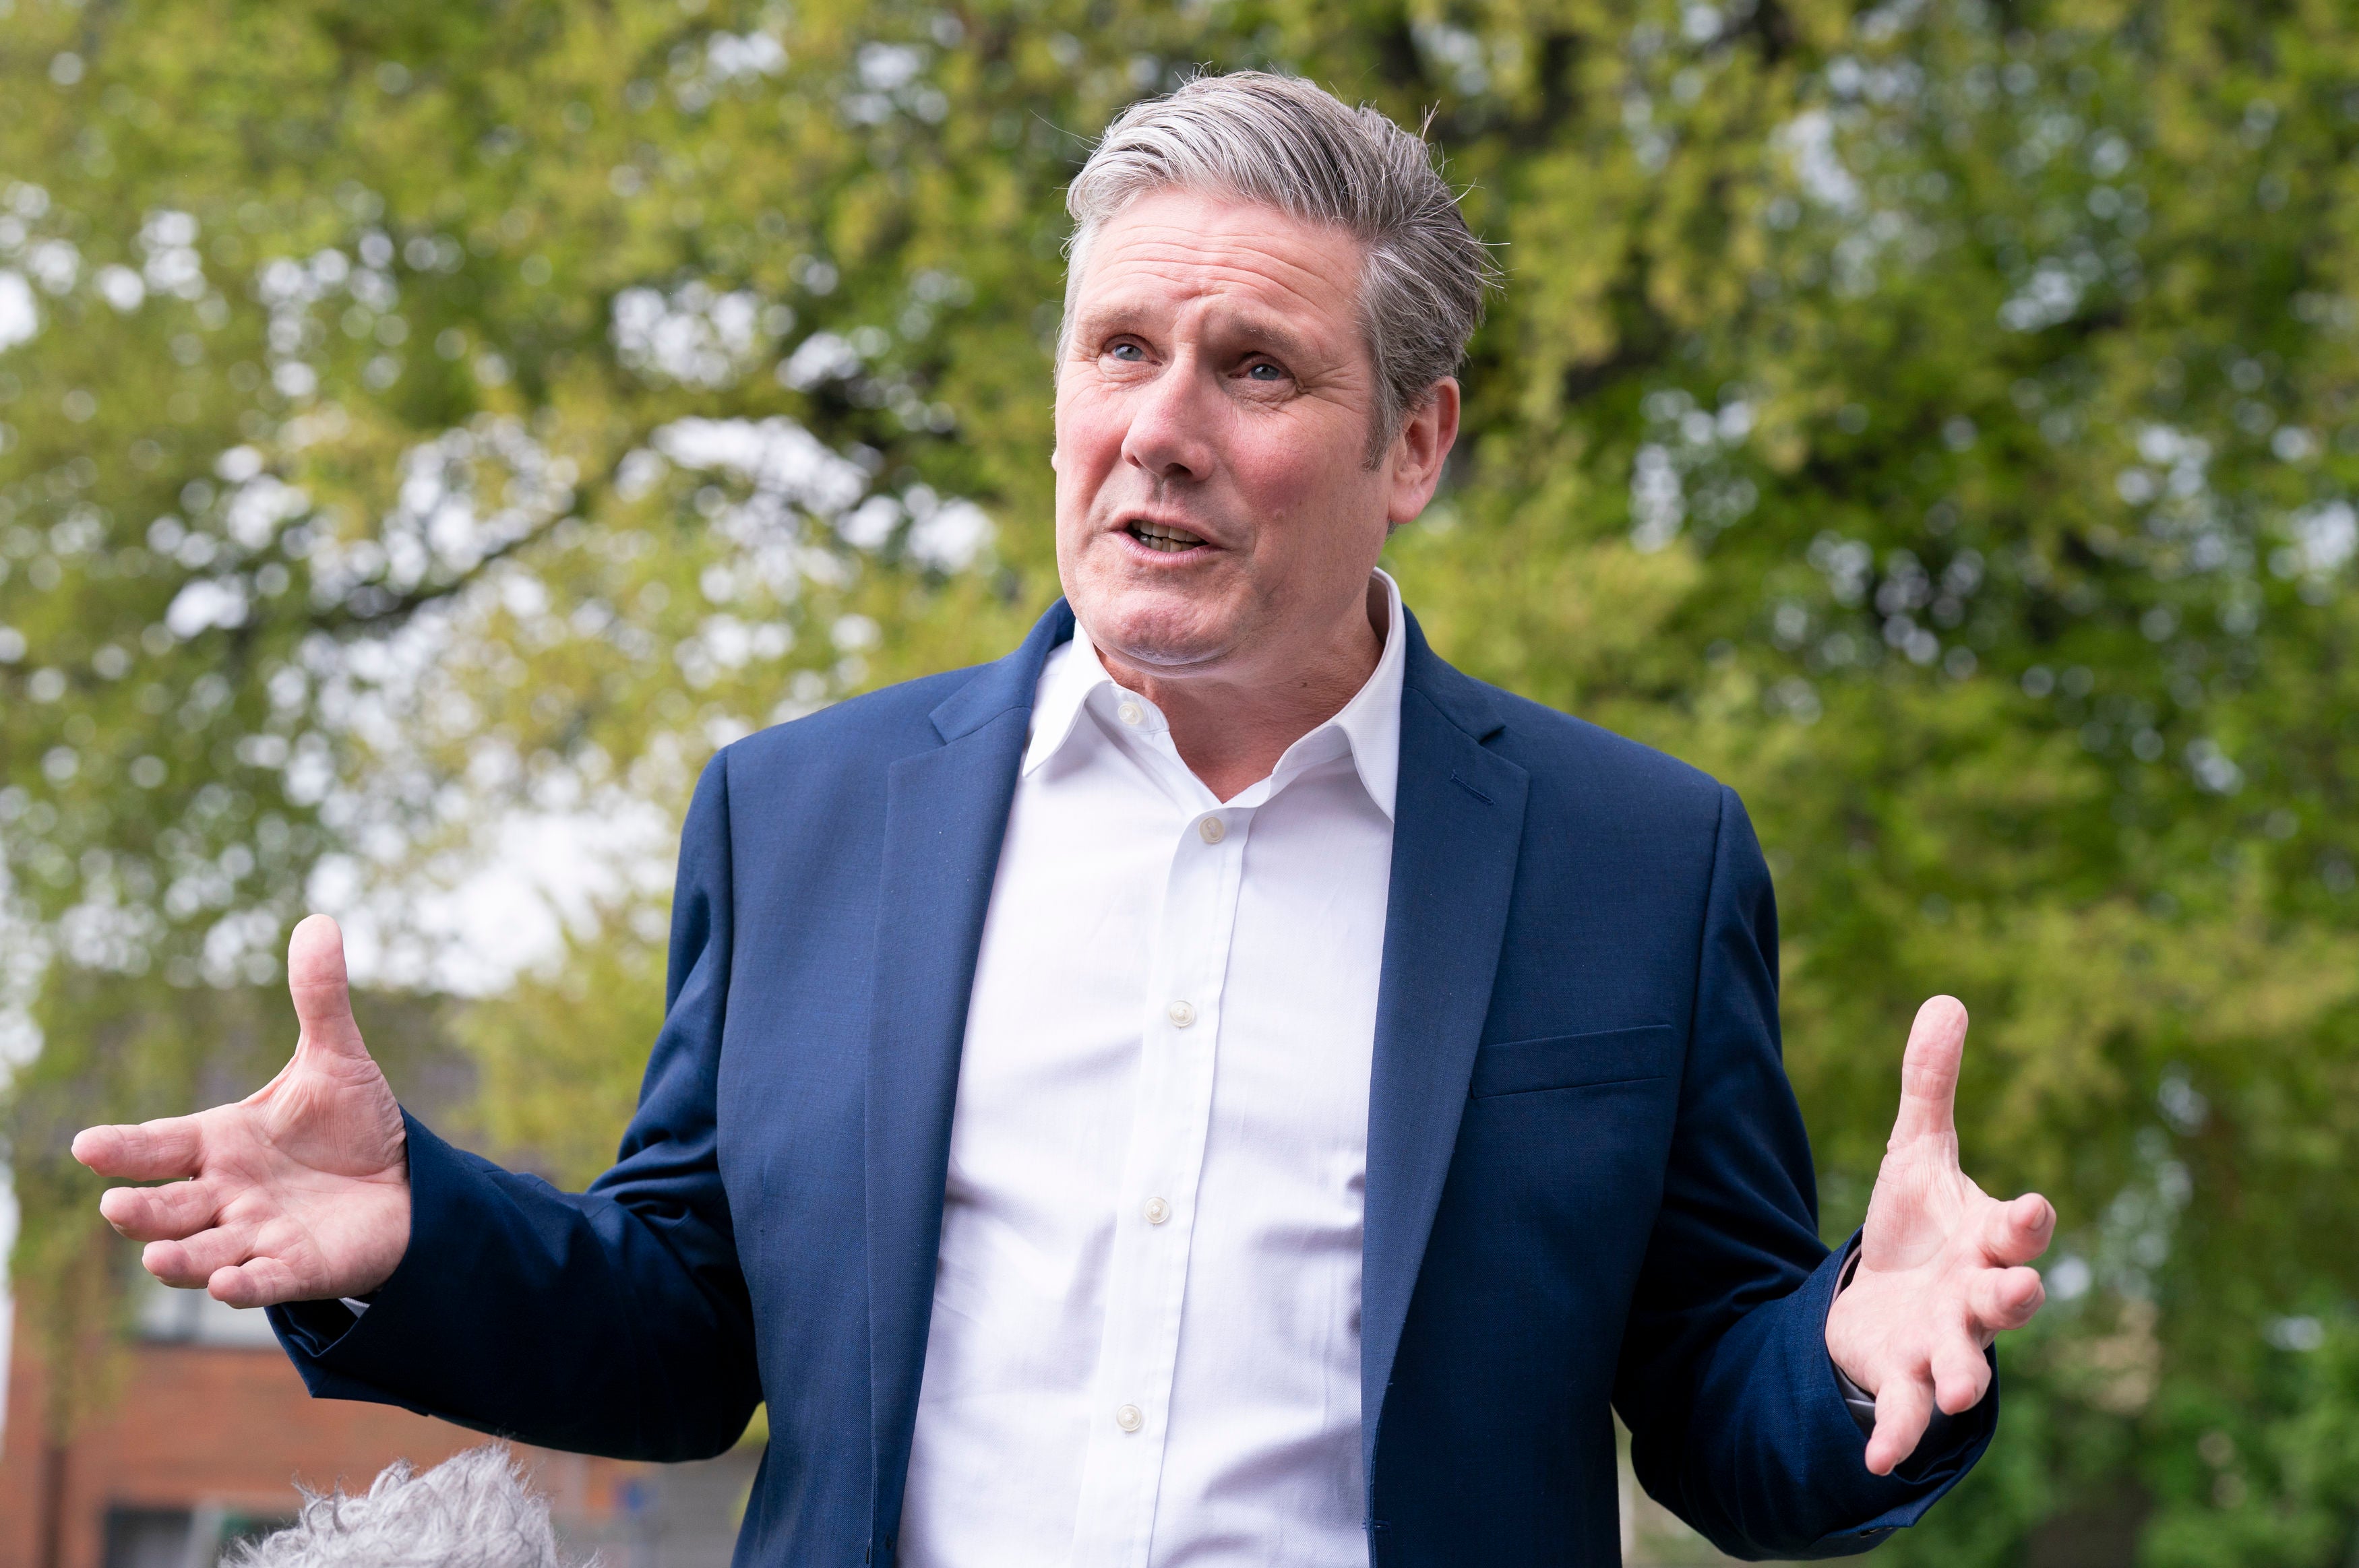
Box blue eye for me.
[1246,362,1283,381]
[1109,342,1144,360]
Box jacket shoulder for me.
[1477,682,1734,828]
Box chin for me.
[1079,586,1236,671]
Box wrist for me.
[1825,1234,1879,1433]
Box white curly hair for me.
[226,1444,596,1568]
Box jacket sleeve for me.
[268,753,761,1462]
[1610,785,1995,1559]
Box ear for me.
[1384,379,1461,528]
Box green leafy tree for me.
[7,0,2359,1559]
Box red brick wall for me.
[0,1313,654,1568]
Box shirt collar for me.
[1023,569,1407,821]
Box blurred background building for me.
[0,1278,759,1568]
[4,0,2358,1563]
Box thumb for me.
[287,913,369,1059]
[1889,994,1967,1147]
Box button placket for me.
[1066,775,1250,1567]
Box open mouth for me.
[1126,520,1208,554]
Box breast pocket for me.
[1467,1024,1680,1099]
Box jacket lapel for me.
[1361,614,1530,1488]
[866,601,1074,1543]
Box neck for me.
[1093,582,1386,803]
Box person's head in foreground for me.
[226,1445,588,1568]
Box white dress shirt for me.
[897,571,1407,1568]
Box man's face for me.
[1053,189,1452,683]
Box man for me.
[75,73,2052,1565]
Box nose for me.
[1120,355,1217,484]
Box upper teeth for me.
[1132,522,1203,552]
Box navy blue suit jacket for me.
[273,602,1992,1564]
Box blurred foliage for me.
[4,0,2358,1559]
[452,918,668,1189]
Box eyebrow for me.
[1072,299,1328,367]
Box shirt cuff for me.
[1829,1241,1878,1435]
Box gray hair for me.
[226,1445,593,1568]
[1062,71,1500,462]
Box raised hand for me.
[1825,995,2053,1475]
[72,914,410,1309]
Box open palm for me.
[73,914,411,1309]
[1825,995,2054,1474]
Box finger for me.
[1865,1370,1935,1476]
[1931,1336,1991,1415]
[143,1224,257,1290]
[1889,995,1969,1146]
[210,1256,309,1310]
[1979,1192,2056,1266]
[288,913,369,1059]
[100,1179,221,1242]
[71,1116,204,1180]
[1968,1265,2047,1333]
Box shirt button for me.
[1144,1197,1170,1224]
[1198,815,1226,844]
[1117,700,1144,726]
[1115,1404,1144,1433]
[1167,999,1196,1028]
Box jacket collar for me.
[927,598,1076,743]
[1398,601,1504,745]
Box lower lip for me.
[1115,528,1217,563]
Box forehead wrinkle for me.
[1088,222,1353,313]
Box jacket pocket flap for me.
[1467,1024,1679,1098]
